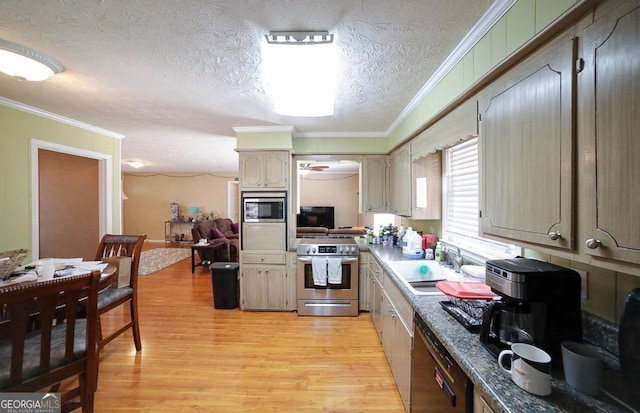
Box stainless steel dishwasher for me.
[411,312,473,413]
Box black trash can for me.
[209,262,240,309]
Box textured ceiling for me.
[0,0,498,173]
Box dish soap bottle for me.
[434,242,443,262]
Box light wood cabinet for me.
[358,251,370,311]
[239,151,289,189]
[240,263,289,311]
[578,0,640,266]
[473,388,497,413]
[361,156,388,213]
[412,151,442,219]
[379,268,412,412]
[240,224,290,310]
[369,258,383,341]
[479,30,576,250]
[389,144,412,216]
[369,255,412,412]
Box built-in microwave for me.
[242,192,286,223]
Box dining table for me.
[0,262,117,339]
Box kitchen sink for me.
[386,260,458,296]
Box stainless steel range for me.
[296,236,359,316]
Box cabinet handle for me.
[261,256,265,261]
[585,238,602,249]
[548,231,562,241]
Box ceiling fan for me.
[300,163,330,172]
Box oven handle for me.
[296,257,358,264]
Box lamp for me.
[262,31,337,117]
[0,39,64,81]
[127,161,145,169]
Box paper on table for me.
[0,273,37,286]
[76,261,109,272]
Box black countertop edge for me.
[365,245,628,413]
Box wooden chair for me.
[0,271,101,413]
[94,234,146,351]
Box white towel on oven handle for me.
[312,257,327,286]
[327,257,343,284]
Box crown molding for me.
[232,125,295,134]
[0,96,124,139]
[386,0,517,136]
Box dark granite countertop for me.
[365,245,628,413]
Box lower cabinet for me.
[240,252,292,311]
[369,258,383,341]
[359,251,370,311]
[370,256,412,413]
[473,388,496,413]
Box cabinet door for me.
[392,318,412,413]
[389,145,412,216]
[362,156,388,213]
[380,291,395,363]
[479,30,575,250]
[239,151,289,189]
[371,274,383,341]
[240,264,287,310]
[579,0,640,264]
[359,252,370,311]
[263,152,288,188]
[239,153,264,188]
[412,151,442,219]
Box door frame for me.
[30,139,113,259]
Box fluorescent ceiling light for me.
[127,161,145,169]
[262,31,337,117]
[0,39,64,81]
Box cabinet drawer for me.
[242,252,286,264]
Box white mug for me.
[498,343,552,396]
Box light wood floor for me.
[93,242,405,412]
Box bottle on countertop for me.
[434,242,443,262]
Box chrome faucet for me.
[445,246,464,272]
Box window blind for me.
[444,137,478,238]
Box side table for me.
[190,242,229,273]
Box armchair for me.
[191,220,239,266]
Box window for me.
[443,137,519,260]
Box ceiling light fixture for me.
[0,38,64,81]
[127,161,145,169]
[262,31,337,117]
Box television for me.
[297,206,335,229]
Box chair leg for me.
[130,298,142,351]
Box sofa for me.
[191,219,239,263]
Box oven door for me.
[296,256,358,300]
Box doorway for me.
[30,139,113,260]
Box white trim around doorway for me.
[30,139,113,259]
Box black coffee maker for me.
[479,258,582,361]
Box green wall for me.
[0,104,121,257]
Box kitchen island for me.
[365,244,627,413]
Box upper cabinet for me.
[362,156,388,213]
[239,151,289,189]
[389,144,412,217]
[578,0,640,265]
[478,30,576,250]
[412,151,442,220]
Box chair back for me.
[95,234,146,289]
[0,271,101,398]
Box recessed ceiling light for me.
[126,161,145,169]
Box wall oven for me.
[296,236,359,316]
[241,191,286,223]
